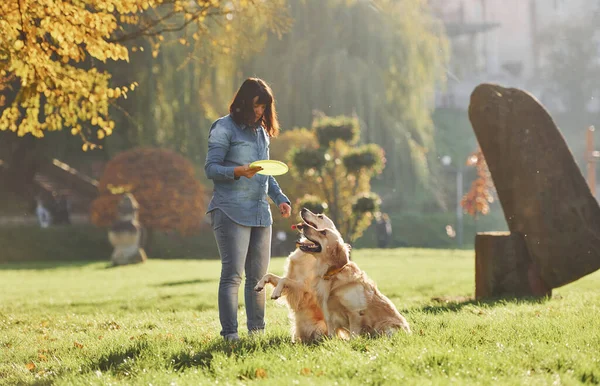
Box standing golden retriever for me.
[254,208,338,343]
[299,223,411,337]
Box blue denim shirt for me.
[204,115,290,227]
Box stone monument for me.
[468,83,600,298]
[108,193,147,266]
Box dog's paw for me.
[270,289,282,299]
[254,284,264,292]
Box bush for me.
[313,114,360,147]
[287,114,386,242]
[0,224,221,263]
[149,229,219,260]
[288,147,326,174]
[0,186,33,215]
[0,225,111,263]
[297,194,328,214]
[353,210,508,249]
[343,144,386,175]
[352,193,381,214]
[90,147,206,236]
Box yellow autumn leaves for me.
[13,40,24,51]
[0,0,253,148]
[0,0,136,146]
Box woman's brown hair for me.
[229,78,280,137]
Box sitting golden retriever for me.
[299,223,411,337]
[254,208,337,343]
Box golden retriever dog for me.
[254,208,339,343]
[299,223,411,337]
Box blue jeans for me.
[211,209,271,337]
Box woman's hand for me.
[279,202,292,218]
[234,164,263,179]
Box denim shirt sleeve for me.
[268,175,290,206]
[204,120,236,181]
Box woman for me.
[204,78,292,341]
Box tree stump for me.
[469,83,600,295]
[475,232,551,298]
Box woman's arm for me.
[268,176,290,206]
[204,121,236,181]
[204,121,264,180]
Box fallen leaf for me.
[300,368,311,376]
[26,362,36,371]
[255,368,267,379]
[74,342,84,349]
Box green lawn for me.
[1,249,600,385]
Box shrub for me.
[90,147,206,236]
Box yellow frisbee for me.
[249,160,289,176]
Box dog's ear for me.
[345,243,352,261]
[330,241,350,269]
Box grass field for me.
[1,248,600,385]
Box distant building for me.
[429,0,594,110]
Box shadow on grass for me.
[97,341,149,372]
[421,295,553,314]
[171,335,291,372]
[80,340,150,379]
[37,296,216,313]
[154,278,217,287]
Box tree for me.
[0,0,288,202]
[460,148,495,221]
[243,0,448,205]
[534,8,600,128]
[265,127,320,234]
[0,0,288,146]
[90,148,206,246]
[289,114,385,242]
[103,0,290,161]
